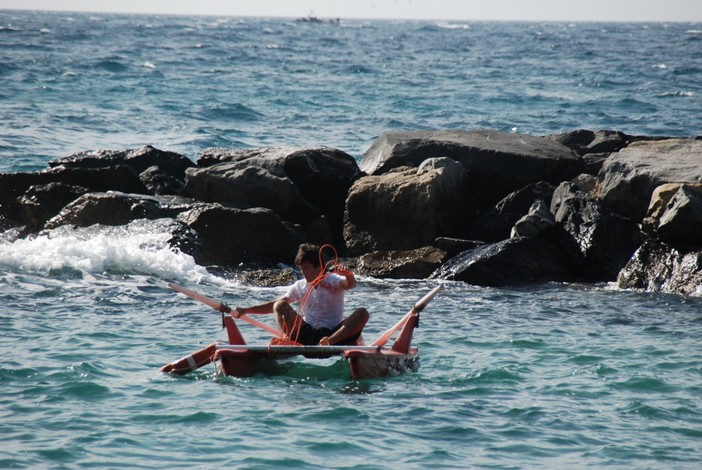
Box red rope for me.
[272,244,347,346]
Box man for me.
[230,243,369,346]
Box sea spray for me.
[0,219,213,284]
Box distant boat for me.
[296,13,340,24]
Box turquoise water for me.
[2,11,702,468]
[2,12,701,171]
[2,262,702,468]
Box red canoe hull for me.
[161,285,441,380]
[213,346,419,380]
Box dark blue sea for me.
[2,10,702,469]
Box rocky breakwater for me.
[1,130,701,296]
[0,145,362,273]
[354,129,702,296]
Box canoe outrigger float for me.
[161,283,442,380]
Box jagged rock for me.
[511,199,555,238]
[177,204,305,267]
[301,216,335,249]
[354,246,448,279]
[360,129,581,207]
[551,182,641,281]
[44,192,196,229]
[50,145,195,181]
[0,165,147,221]
[434,237,484,257]
[183,162,319,225]
[232,268,299,288]
[470,181,556,242]
[17,183,90,230]
[581,153,609,176]
[643,183,702,241]
[186,146,361,248]
[570,174,598,194]
[430,236,576,286]
[197,146,361,238]
[656,185,702,245]
[618,240,702,296]
[139,165,185,195]
[343,157,469,256]
[546,129,631,156]
[0,215,22,241]
[643,183,686,233]
[595,138,702,221]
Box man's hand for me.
[334,265,353,277]
[318,336,331,346]
[334,265,356,289]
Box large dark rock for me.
[183,162,320,226]
[360,129,582,207]
[643,183,702,243]
[595,138,702,221]
[17,182,90,230]
[49,165,148,194]
[139,165,185,195]
[430,236,576,286]
[344,157,470,256]
[0,214,21,241]
[545,129,631,156]
[0,172,41,221]
[434,237,484,257]
[354,246,448,279]
[0,165,148,221]
[618,240,702,296]
[580,154,609,176]
[551,182,641,282]
[470,181,556,242]
[656,185,702,245]
[50,145,195,181]
[187,146,362,249]
[510,199,555,238]
[44,192,195,229]
[177,204,305,267]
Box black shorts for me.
[293,320,361,346]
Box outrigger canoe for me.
[161,283,442,380]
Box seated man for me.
[231,243,369,345]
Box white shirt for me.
[284,274,345,329]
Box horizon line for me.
[2,7,701,24]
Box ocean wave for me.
[0,219,212,283]
[96,59,129,73]
[2,13,701,170]
[195,103,265,122]
[435,22,471,30]
[657,90,695,98]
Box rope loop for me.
[273,244,351,346]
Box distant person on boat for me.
[228,243,369,346]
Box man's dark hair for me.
[294,243,321,267]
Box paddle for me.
[168,283,283,338]
[371,284,443,347]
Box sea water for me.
[1,11,702,469]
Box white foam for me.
[0,220,213,284]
